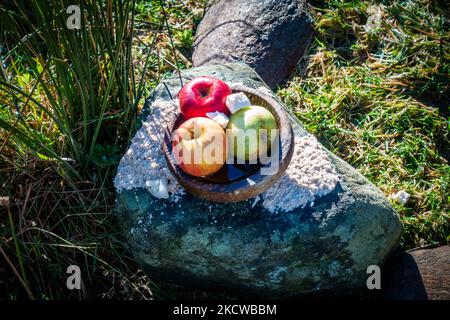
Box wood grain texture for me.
[163,84,294,202]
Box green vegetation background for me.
[0,0,448,299]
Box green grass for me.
[0,0,448,299]
[0,0,204,299]
[279,0,449,249]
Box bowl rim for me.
[162,83,294,203]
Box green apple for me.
[226,105,278,162]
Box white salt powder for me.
[261,135,339,213]
[113,99,183,200]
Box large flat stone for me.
[114,63,402,297]
[192,0,313,88]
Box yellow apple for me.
[172,117,227,177]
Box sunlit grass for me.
[0,0,448,299]
[279,0,449,249]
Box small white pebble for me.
[226,92,251,114]
[205,111,229,128]
[389,190,410,204]
[147,178,169,199]
[257,86,273,96]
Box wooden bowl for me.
[163,84,294,203]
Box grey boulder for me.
[115,63,402,297]
[192,0,314,89]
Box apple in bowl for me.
[171,117,227,177]
[226,106,278,162]
[178,76,232,119]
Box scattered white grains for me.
[261,135,339,213]
[113,99,183,200]
[229,81,244,87]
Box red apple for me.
[178,76,232,119]
[172,117,227,177]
